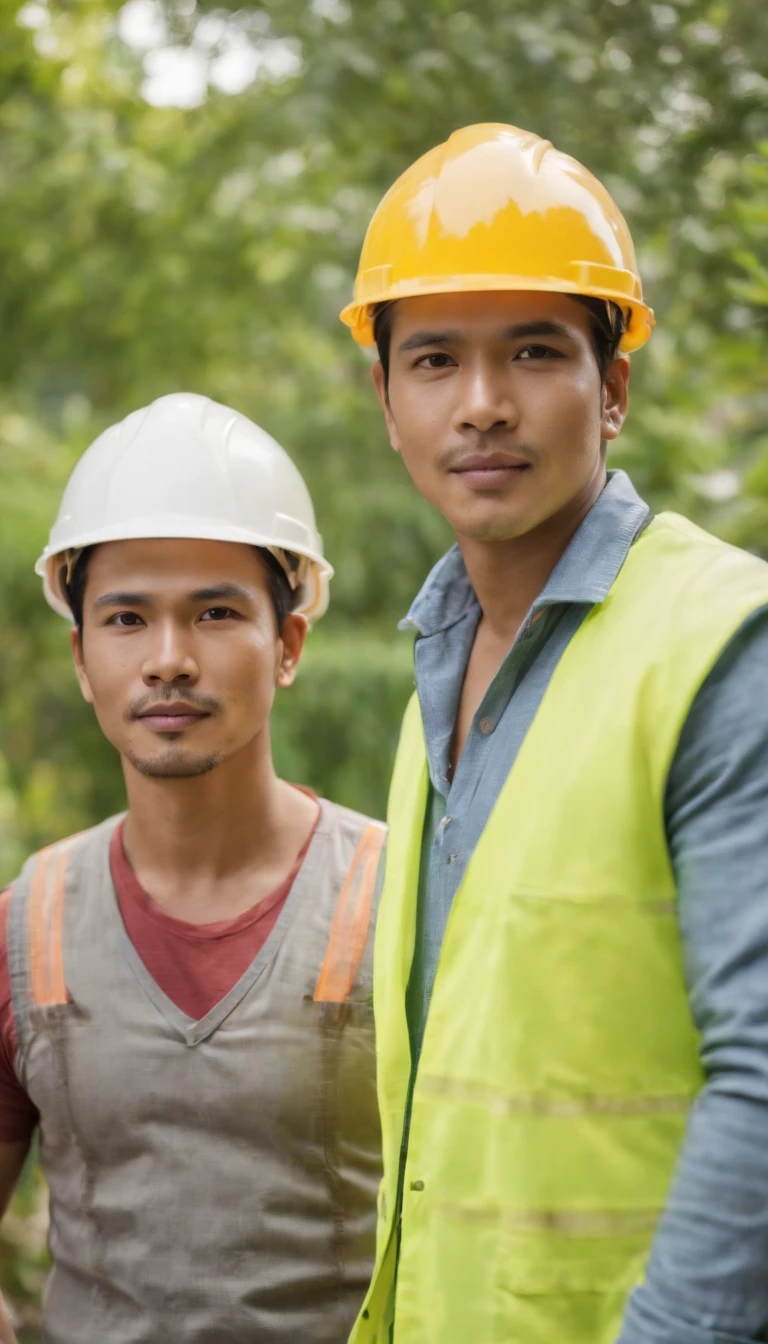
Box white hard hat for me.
[36,392,333,622]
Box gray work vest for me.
[8,799,385,1344]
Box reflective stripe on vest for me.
[351,511,768,1344]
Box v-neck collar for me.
[97,802,333,1048]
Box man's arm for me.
[617,609,768,1344]
[0,889,41,1342]
[0,1139,33,1344]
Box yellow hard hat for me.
[341,123,654,353]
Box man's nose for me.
[141,622,200,685]
[453,363,520,434]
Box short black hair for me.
[373,294,626,389]
[572,296,627,382]
[63,545,297,633]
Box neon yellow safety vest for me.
[350,512,768,1344]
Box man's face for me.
[71,538,306,780]
[373,291,629,542]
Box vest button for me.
[479,717,494,735]
[410,1179,425,1192]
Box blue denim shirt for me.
[402,470,768,1344]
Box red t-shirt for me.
[0,813,317,1144]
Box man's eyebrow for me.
[92,591,153,609]
[397,330,461,353]
[188,583,253,604]
[92,583,254,609]
[397,319,576,353]
[500,320,576,341]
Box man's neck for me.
[121,737,318,910]
[458,470,607,639]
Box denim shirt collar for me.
[399,470,651,637]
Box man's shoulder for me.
[316,797,387,845]
[630,512,768,631]
[4,814,125,896]
[656,512,768,578]
[315,800,388,877]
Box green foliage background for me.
[1,0,767,1331]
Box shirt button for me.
[410,1179,425,1192]
[479,717,494,735]
[439,815,451,831]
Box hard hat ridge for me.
[341,122,654,353]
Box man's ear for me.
[70,626,95,704]
[601,354,630,441]
[276,613,308,689]
[371,361,402,454]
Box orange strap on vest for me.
[27,837,79,1007]
[314,823,386,1004]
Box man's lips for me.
[136,704,210,732]
[449,454,532,488]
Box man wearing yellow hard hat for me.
[341,124,768,1344]
[0,393,384,1344]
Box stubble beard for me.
[127,745,225,779]
[458,515,530,542]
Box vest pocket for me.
[414,1202,647,1343]
[310,996,375,1029]
[21,1003,84,1144]
[305,993,380,1286]
[496,1232,647,1344]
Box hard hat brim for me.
[37,521,333,624]
[341,277,654,353]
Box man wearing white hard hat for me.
[0,393,384,1344]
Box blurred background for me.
[0,0,767,1332]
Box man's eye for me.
[516,344,559,360]
[107,612,143,627]
[415,353,454,369]
[200,607,235,622]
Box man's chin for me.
[127,749,224,779]
[454,511,534,543]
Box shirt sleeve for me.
[617,608,768,1344]
[0,889,39,1145]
